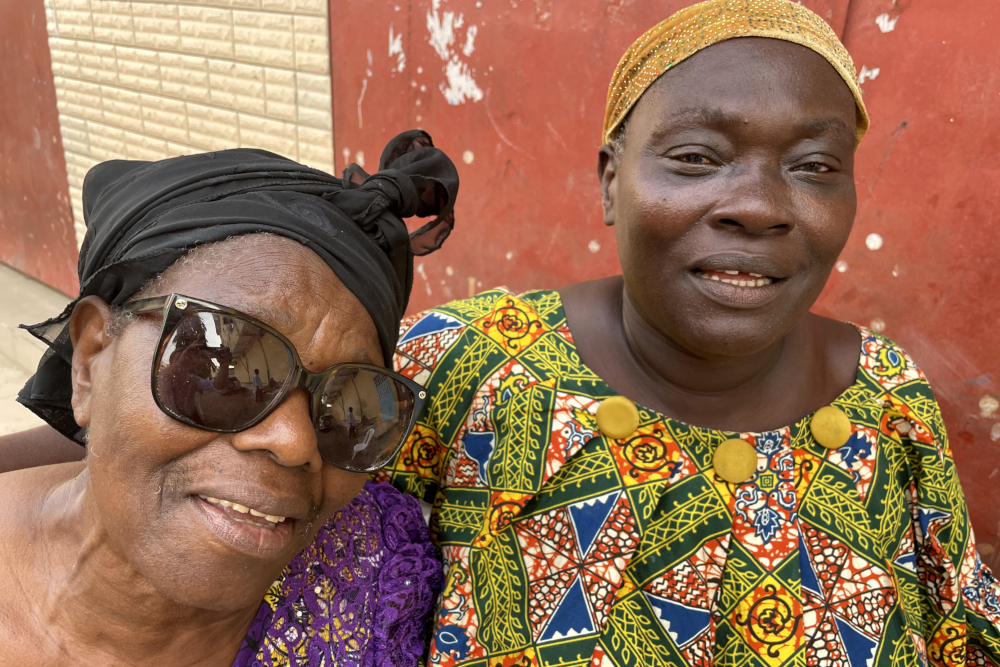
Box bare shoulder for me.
[0,463,84,662]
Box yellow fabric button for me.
[595,396,640,440]
[713,438,758,484]
[811,405,852,449]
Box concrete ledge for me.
[0,263,71,375]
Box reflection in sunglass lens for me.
[155,311,293,431]
[313,367,416,472]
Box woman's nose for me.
[230,389,322,472]
[710,162,795,235]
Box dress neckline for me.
[546,288,876,438]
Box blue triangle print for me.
[799,534,822,595]
[463,431,495,485]
[539,577,595,642]
[835,616,878,667]
[894,550,916,572]
[917,507,950,536]
[568,491,619,557]
[399,312,464,343]
[643,592,711,648]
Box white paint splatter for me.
[426,0,482,105]
[416,262,432,295]
[355,150,365,168]
[859,65,880,84]
[463,25,477,56]
[836,260,848,273]
[445,265,454,276]
[389,24,406,72]
[357,78,368,129]
[588,239,601,254]
[505,251,513,260]
[426,0,457,60]
[441,57,483,105]
[870,318,886,333]
[875,13,898,33]
[865,233,883,250]
[462,150,474,164]
[980,395,999,419]
[342,147,351,165]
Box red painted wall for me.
[330,0,1000,568]
[0,0,78,295]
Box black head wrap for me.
[18,130,458,443]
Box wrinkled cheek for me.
[319,466,368,516]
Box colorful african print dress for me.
[380,288,1000,667]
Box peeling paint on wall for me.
[426,0,482,105]
[859,65,881,84]
[389,24,406,72]
[875,13,899,33]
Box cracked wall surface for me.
[43,0,334,246]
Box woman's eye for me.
[674,154,713,165]
[799,162,833,173]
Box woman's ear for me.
[597,145,618,227]
[68,296,116,430]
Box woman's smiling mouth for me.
[696,269,775,287]
[690,266,786,308]
[194,494,297,555]
[199,495,287,526]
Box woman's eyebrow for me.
[659,107,744,129]
[796,117,854,140]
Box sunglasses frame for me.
[122,293,427,471]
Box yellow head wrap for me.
[602,0,869,146]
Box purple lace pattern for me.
[232,481,443,667]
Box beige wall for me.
[44,0,335,247]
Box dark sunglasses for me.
[122,294,426,472]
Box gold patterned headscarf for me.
[602,0,869,145]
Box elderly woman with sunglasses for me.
[0,131,455,666]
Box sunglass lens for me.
[155,311,293,431]
[313,367,417,472]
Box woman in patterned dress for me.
[0,132,453,666]
[5,2,1000,666]
[376,2,1000,666]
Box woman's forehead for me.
[633,38,857,134]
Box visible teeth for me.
[749,273,762,277]
[724,270,739,275]
[712,277,775,288]
[199,495,285,523]
[699,272,712,280]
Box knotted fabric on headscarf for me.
[18,130,458,443]
[602,0,870,145]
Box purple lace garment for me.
[232,481,443,667]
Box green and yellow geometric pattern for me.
[381,288,1000,667]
